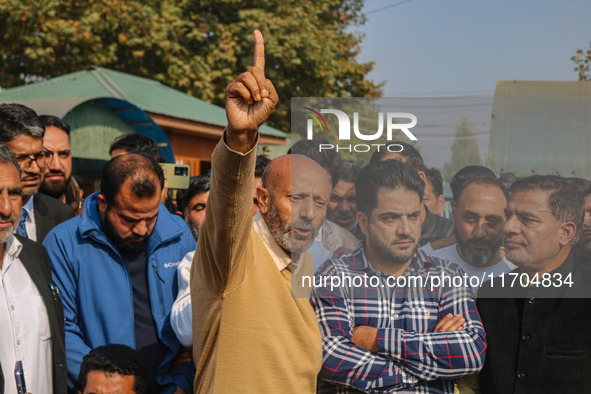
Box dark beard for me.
[39,174,70,199]
[103,212,150,255]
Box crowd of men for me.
[2,30,591,394]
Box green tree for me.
[0,0,382,131]
[443,119,483,179]
[571,42,591,81]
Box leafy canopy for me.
[0,0,382,131]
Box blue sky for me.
[357,0,591,96]
[353,0,591,168]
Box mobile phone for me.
[15,360,27,394]
[160,163,191,189]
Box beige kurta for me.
[191,136,322,393]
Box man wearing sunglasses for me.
[0,103,74,242]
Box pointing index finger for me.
[253,29,265,71]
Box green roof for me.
[0,66,287,138]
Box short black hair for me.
[0,144,21,176]
[369,142,427,173]
[101,153,165,206]
[39,115,71,136]
[356,159,425,217]
[288,137,341,185]
[338,160,361,184]
[425,168,443,197]
[176,175,211,214]
[510,175,584,243]
[109,134,163,163]
[0,103,44,143]
[450,165,497,202]
[566,177,591,197]
[78,345,147,394]
[255,155,271,178]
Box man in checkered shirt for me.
[310,159,486,393]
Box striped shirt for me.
[310,244,486,393]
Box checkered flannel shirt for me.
[310,244,486,393]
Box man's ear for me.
[357,211,369,237]
[98,193,108,215]
[256,186,271,214]
[436,195,446,215]
[418,171,427,184]
[559,221,577,246]
[175,211,184,219]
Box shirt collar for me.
[22,195,34,220]
[1,236,23,273]
[253,211,293,272]
[314,224,324,243]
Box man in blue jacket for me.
[44,152,196,394]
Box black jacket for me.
[33,193,74,242]
[0,235,67,394]
[477,255,591,394]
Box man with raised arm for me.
[191,31,328,393]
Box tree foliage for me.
[443,119,483,179]
[571,42,591,81]
[0,0,382,131]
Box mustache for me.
[467,237,492,246]
[0,213,14,222]
[46,169,65,177]
[291,219,316,231]
[393,235,416,244]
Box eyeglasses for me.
[16,149,54,170]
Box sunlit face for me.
[503,189,568,271]
[260,157,330,258]
[185,191,209,240]
[0,162,22,245]
[327,180,357,231]
[6,135,45,198]
[98,179,161,255]
[40,126,72,199]
[359,187,422,266]
[453,182,506,267]
[80,370,136,394]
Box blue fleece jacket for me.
[44,193,196,393]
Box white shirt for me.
[420,242,434,255]
[21,196,37,242]
[0,236,52,394]
[430,244,516,296]
[171,250,194,347]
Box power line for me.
[366,0,413,15]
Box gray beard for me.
[457,241,500,267]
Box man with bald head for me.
[44,153,196,393]
[191,31,328,393]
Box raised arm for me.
[193,30,278,293]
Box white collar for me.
[22,195,34,219]
[1,235,23,273]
